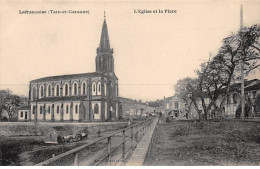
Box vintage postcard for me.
[0,0,260,166]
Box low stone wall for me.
[0,122,128,137]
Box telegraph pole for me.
[240,4,245,121]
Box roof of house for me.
[162,96,178,101]
[165,79,260,101]
[228,79,260,93]
[245,80,260,91]
[18,105,30,110]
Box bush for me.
[1,117,8,122]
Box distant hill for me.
[118,97,154,116]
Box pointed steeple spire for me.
[96,13,114,73]
[99,11,110,51]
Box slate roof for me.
[30,72,102,83]
[33,96,88,102]
[30,72,118,83]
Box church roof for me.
[30,71,118,84]
[30,72,103,83]
[34,96,88,102]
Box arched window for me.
[83,83,86,95]
[96,81,101,96]
[82,82,87,95]
[57,105,59,114]
[66,105,69,114]
[47,84,51,97]
[55,84,60,96]
[94,104,99,114]
[74,83,78,95]
[109,82,113,96]
[21,111,23,117]
[40,85,44,98]
[92,82,96,96]
[65,83,69,96]
[32,86,37,100]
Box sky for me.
[0,0,260,101]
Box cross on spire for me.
[104,11,106,20]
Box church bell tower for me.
[96,13,114,73]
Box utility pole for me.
[34,103,38,135]
[240,4,245,121]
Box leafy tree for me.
[0,89,12,120]
[1,89,20,121]
[175,77,202,119]
[211,25,260,116]
[198,25,259,118]
[174,25,260,120]
[195,57,230,119]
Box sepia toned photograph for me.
[0,0,260,166]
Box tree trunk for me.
[201,97,208,120]
[187,100,193,114]
[192,99,202,119]
[8,112,12,121]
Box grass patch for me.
[0,138,44,165]
[144,120,260,166]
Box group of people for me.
[235,103,254,119]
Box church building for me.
[18,16,122,122]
